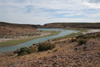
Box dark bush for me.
[38,43,55,51]
[28,46,36,54]
[83,36,89,39]
[71,38,77,42]
[96,34,100,37]
[78,39,87,45]
[17,47,36,56]
[19,52,28,56]
[74,48,78,51]
[83,46,87,51]
[14,49,20,54]
[76,35,84,39]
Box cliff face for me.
[42,23,100,29]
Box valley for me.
[0,22,100,67]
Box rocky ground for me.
[0,33,100,67]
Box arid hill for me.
[0,22,39,36]
[42,23,100,29]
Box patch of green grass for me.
[0,38,36,47]
[44,31,60,36]
[64,32,83,38]
[73,28,88,32]
[52,29,88,41]
[38,43,55,51]
[0,31,60,47]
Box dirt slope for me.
[0,34,100,67]
[0,22,41,38]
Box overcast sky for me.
[0,0,100,25]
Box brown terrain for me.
[0,22,38,35]
[0,32,100,67]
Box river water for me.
[0,28,78,52]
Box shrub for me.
[78,39,87,45]
[38,43,55,51]
[83,36,89,39]
[28,46,36,54]
[16,47,36,56]
[74,48,78,51]
[47,50,50,53]
[14,49,20,54]
[96,34,100,37]
[83,46,87,51]
[76,35,84,39]
[19,52,28,56]
[71,38,77,42]
[53,48,58,52]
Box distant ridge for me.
[1,21,100,29]
[42,23,100,29]
[0,21,42,28]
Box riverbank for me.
[0,28,77,52]
[0,31,60,47]
[52,29,100,41]
[51,28,88,41]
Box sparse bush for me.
[47,50,50,53]
[83,46,87,51]
[83,36,89,39]
[74,48,78,51]
[14,49,20,54]
[96,34,100,37]
[38,43,55,51]
[76,35,84,39]
[78,39,87,45]
[53,48,58,52]
[71,38,77,42]
[28,46,37,54]
[16,46,36,56]
[19,52,28,56]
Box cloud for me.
[0,0,100,24]
[85,0,100,3]
[83,0,100,9]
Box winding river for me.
[0,28,78,52]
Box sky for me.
[0,0,100,25]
